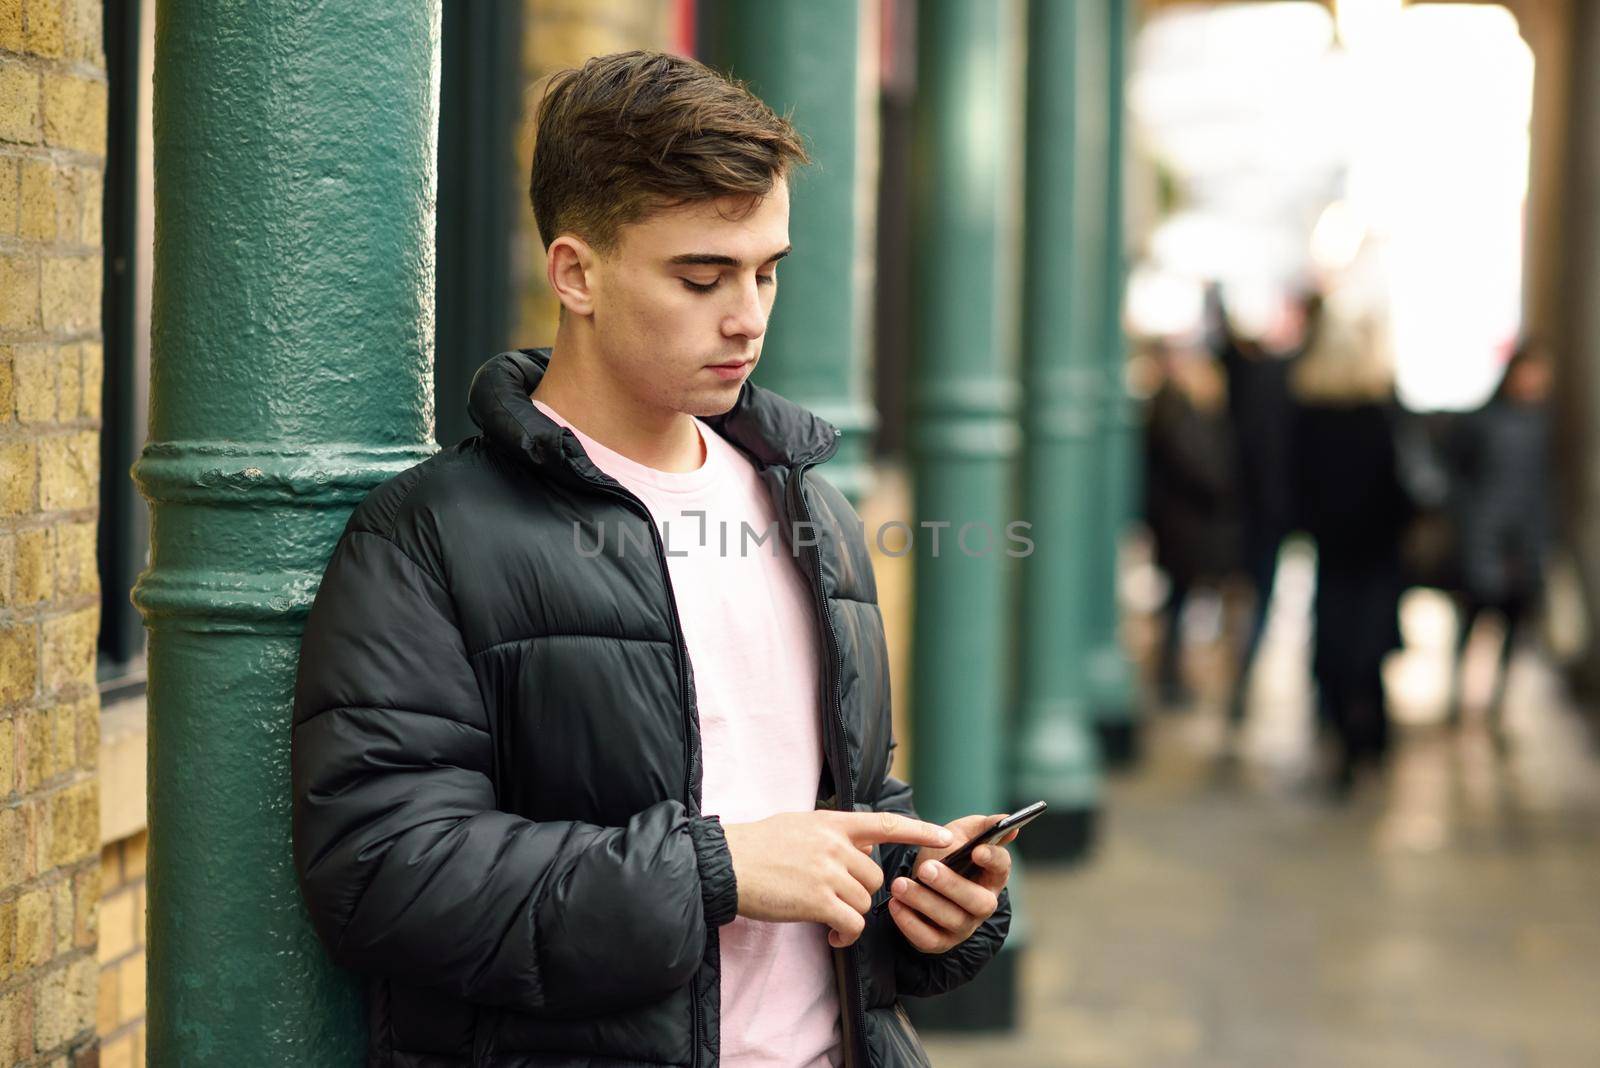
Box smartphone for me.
[871,800,1047,915]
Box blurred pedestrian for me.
[1209,283,1320,727]
[1445,337,1555,745]
[1291,294,1411,795]
[1144,340,1242,707]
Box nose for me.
[721,276,768,342]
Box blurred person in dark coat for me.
[1291,295,1411,795]
[1445,338,1554,744]
[1208,283,1321,727]
[1144,340,1243,707]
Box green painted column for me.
[699,0,877,505]
[905,0,1025,1032]
[1012,0,1105,863]
[131,3,441,1063]
[1085,0,1141,767]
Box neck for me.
[532,321,706,473]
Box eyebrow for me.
[666,246,792,269]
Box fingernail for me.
[938,828,953,845]
[974,846,989,864]
[893,878,907,894]
[921,861,939,881]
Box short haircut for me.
[529,49,811,255]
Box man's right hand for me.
[721,811,955,948]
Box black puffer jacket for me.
[291,348,1010,1067]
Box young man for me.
[291,49,1012,1067]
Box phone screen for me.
[871,800,1047,913]
[938,800,1047,879]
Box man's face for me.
[586,176,791,418]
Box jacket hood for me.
[467,347,841,475]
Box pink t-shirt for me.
[532,398,844,1068]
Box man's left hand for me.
[885,813,1014,954]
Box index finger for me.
[842,811,955,848]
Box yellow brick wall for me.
[511,0,677,347]
[1,1,107,1066]
[93,832,143,1068]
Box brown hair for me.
[529,50,811,255]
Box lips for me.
[706,358,752,370]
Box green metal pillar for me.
[1088,0,1139,767]
[132,3,441,1063]
[699,0,877,505]
[1012,0,1105,862]
[905,0,1025,1032]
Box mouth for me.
[705,358,754,380]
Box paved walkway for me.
[922,550,1600,1067]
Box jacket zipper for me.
[788,461,871,1068]
[567,453,702,1068]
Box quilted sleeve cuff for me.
[688,814,740,928]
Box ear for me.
[547,234,598,317]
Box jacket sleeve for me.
[867,759,1012,998]
[290,525,739,1015]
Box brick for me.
[72,863,96,948]
[0,251,41,331]
[75,955,102,1040]
[0,895,14,976]
[56,520,95,599]
[95,888,132,963]
[23,795,48,878]
[1,345,13,424]
[42,606,98,692]
[36,955,98,1050]
[0,806,24,889]
[59,341,81,417]
[0,621,39,705]
[51,698,77,775]
[77,166,100,242]
[100,1035,131,1068]
[16,525,54,603]
[72,694,97,766]
[78,341,100,420]
[39,430,97,512]
[114,951,142,1026]
[98,840,118,891]
[20,158,58,242]
[0,440,39,517]
[95,963,117,1036]
[0,986,35,1067]
[121,832,144,879]
[41,253,100,332]
[0,715,14,795]
[0,66,41,144]
[17,884,54,969]
[48,165,85,248]
[47,779,98,868]
[54,874,75,952]
[25,0,68,59]
[14,343,57,423]
[0,157,17,237]
[22,707,55,788]
[0,0,24,51]
[41,72,105,155]
[63,0,101,67]
[73,1039,99,1068]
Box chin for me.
[684,390,743,419]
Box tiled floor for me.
[921,548,1600,1067]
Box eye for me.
[682,277,719,293]
[757,273,776,286]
